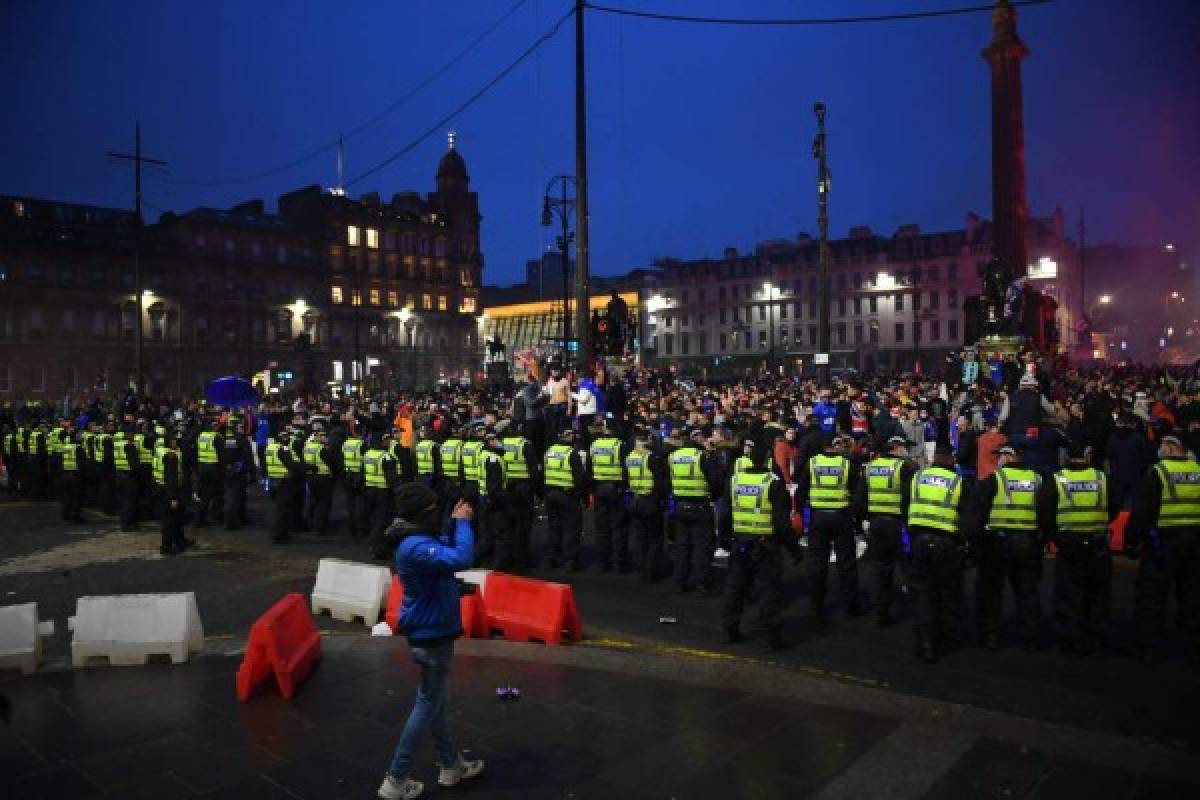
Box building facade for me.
[638,210,1080,375]
[0,138,485,399]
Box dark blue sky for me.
[2,1,1197,286]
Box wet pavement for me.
[4,493,1200,797]
[3,636,1198,799]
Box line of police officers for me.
[0,416,259,556]
[6,412,1199,663]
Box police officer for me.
[907,442,970,662]
[624,428,665,583]
[98,422,119,514]
[721,441,803,649]
[155,431,192,555]
[26,422,49,500]
[856,435,918,627]
[971,443,1045,651]
[501,425,538,570]
[0,424,17,494]
[134,420,156,520]
[365,432,400,559]
[460,425,486,502]
[797,434,865,617]
[542,427,588,570]
[1038,440,1118,656]
[304,427,335,535]
[389,428,416,484]
[264,429,305,544]
[437,424,465,519]
[59,429,86,524]
[477,429,511,566]
[341,424,367,537]
[413,427,441,489]
[668,428,720,595]
[46,417,64,501]
[1125,434,1200,662]
[114,428,140,530]
[589,420,631,572]
[222,421,255,530]
[288,424,309,532]
[194,418,225,527]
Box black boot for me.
[724,626,745,644]
[917,640,938,663]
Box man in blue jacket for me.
[379,484,485,800]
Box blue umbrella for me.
[205,376,259,409]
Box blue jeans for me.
[388,640,458,779]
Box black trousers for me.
[117,472,138,527]
[196,465,223,525]
[367,487,395,557]
[1052,535,1111,651]
[160,495,187,554]
[630,495,664,580]
[544,489,582,567]
[224,473,248,528]
[722,538,784,634]
[26,457,47,500]
[60,471,83,521]
[343,477,367,537]
[137,467,156,519]
[481,494,513,567]
[507,480,534,569]
[270,478,297,542]
[1135,528,1200,650]
[672,500,715,590]
[593,482,628,569]
[807,509,860,609]
[909,530,964,648]
[100,466,116,513]
[976,529,1043,643]
[865,515,905,616]
[306,475,333,534]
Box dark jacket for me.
[394,519,475,643]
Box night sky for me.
[2,1,1197,285]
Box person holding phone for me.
[378,487,485,800]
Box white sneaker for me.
[378,774,424,800]
[438,755,485,787]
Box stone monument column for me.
[983,0,1030,278]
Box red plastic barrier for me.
[483,572,582,645]
[385,575,405,632]
[236,593,322,702]
[385,574,487,638]
[1109,510,1129,552]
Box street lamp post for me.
[813,102,832,384]
[763,282,787,375]
[542,175,577,368]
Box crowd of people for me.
[2,352,1198,663]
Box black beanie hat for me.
[395,484,439,523]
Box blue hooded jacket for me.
[393,519,474,643]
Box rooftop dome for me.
[436,130,469,186]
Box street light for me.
[1098,294,1112,305]
[763,282,787,374]
[541,175,577,368]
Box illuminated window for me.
[331,286,344,304]
[369,288,381,306]
[13,201,25,218]
[351,289,362,306]
[347,225,361,247]
[405,294,415,310]
[366,228,380,249]
[460,296,477,313]
[387,290,399,307]
[422,294,432,310]
[437,295,448,311]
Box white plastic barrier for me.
[311,558,391,627]
[455,569,493,596]
[0,603,55,675]
[70,593,204,667]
